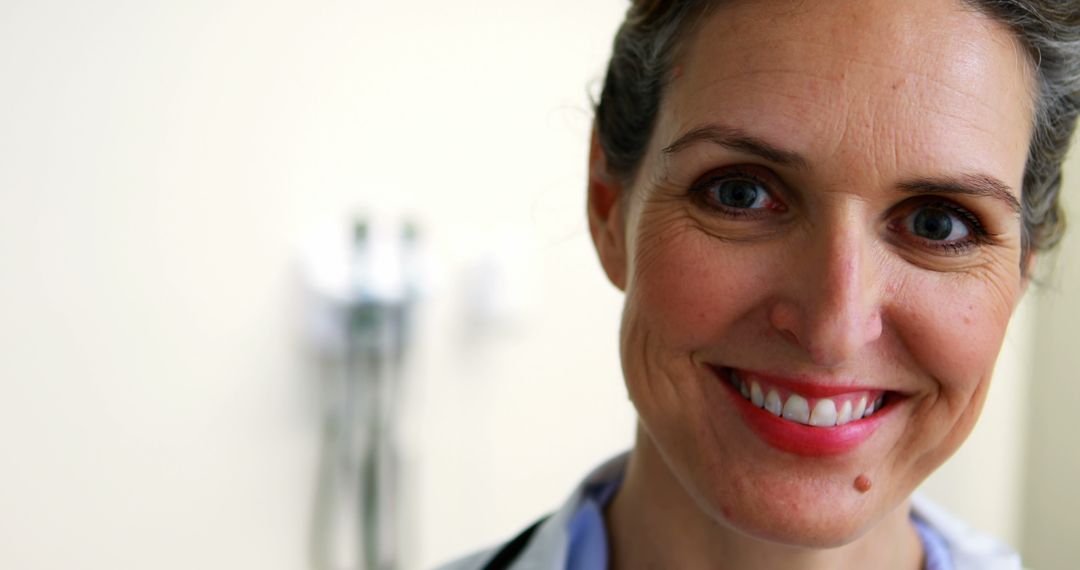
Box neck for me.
[605,426,923,570]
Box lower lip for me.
[716,370,889,456]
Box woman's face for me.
[590,0,1033,546]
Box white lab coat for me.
[436,453,1022,570]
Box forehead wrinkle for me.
[677,0,1036,122]
[674,68,843,122]
[682,43,1029,130]
[672,60,1028,176]
[674,44,1028,138]
[849,57,1025,123]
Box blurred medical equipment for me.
[304,216,423,570]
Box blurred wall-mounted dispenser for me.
[303,215,423,570]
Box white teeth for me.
[782,394,810,424]
[750,381,764,407]
[853,396,868,420]
[809,398,838,427]
[864,395,886,417]
[837,400,853,425]
[731,371,887,428]
[733,370,749,397]
[764,390,783,416]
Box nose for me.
[769,223,883,368]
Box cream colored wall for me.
[0,1,630,568]
[1020,144,1080,569]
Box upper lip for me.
[713,365,902,399]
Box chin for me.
[703,486,882,549]
[640,413,908,551]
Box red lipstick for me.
[715,366,892,456]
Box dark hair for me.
[594,0,1080,267]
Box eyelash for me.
[687,167,994,255]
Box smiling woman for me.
[439,0,1080,569]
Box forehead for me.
[658,0,1034,189]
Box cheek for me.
[626,219,780,350]
[888,267,1020,464]
[620,220,736,416]
[893,270,1017,393]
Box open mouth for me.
[712,366,898,456]
[724,367,891,428]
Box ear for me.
[587,127,629,291]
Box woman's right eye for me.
[712,179,771,209]
[691,169,787,216]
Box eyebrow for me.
[897,175,1021,215]
[662,124,810,169]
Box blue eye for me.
[906,206,971,242]
[689,168,787,217]
[712,179,771,209]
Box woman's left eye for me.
[894,201,989,254]
[906,206,970,242]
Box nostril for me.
[769,302,802,346]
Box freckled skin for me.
[590,0,1034,568]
